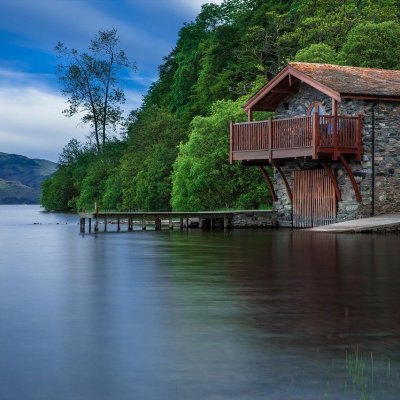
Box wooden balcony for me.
[230,114,362,164]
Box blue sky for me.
[0,0,222,161]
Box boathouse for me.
[230,62,400,227]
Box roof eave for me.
[341,93,400,102]
[244,65,342,112]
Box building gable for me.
[244,63,400,112]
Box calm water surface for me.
[1,205,400,399]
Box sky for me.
[0,0,223,162]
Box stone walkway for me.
[306,213,400,233]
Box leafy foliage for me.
[295,44,339,64]
[171,99,271,211]
[55,29,136,152]
[41,167,77,211]
[42,0,399,212]
[340,21,400,69]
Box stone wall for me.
[270,82,400,225]
[231,211,277,228]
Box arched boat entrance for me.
[292,169,336,228]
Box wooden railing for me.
[318,115,360,147]
[272,116,313,149]
[231,120,269,151]
[230,114,362,162]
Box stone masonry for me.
[271,82,400,226]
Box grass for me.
[344,348,396,400]
[314,348,398,400]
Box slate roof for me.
[244,62,400,111]
[289,62,400,98]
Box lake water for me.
[1,205,400,399]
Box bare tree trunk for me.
[102,53,114,147]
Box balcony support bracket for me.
[338,154,362,202]
[271,161,293,203]
[321,162,342,202]
[259,166,278,202]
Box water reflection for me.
[162,231,400,398]
[0,207,399,399]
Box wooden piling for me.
[80,218,85,233]
[155,217,161,231]
[224,217,229,229]
[78,210,273,233]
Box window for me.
[308,102,326,116]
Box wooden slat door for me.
[293,169,336,228]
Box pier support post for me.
[94,202,99,233]
[128,217,133,232]
[80,218,85,233]
[104,217,107,232]
[155,217,161,231]
[180,218,184,230]
[88,218,92,233]
[142,217,146,230]
[169,216,173,230]
[117,218,120,232]
[224,217,229,229]
[186,217,189,230]
[211,218,216,229]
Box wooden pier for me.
[78,210,272,233]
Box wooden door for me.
[293,169,336,228]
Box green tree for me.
[132,144,177,211]
[55,29,135,152]
[171,98,271,211]
[294,43,339,64]
[118,105,182,211]
[41,167,77,211]
[58,138,84,166]
[43,0,400,214]
[340,21,400,69]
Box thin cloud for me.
[126,0,224,13]
[0,68,144,161]
[172,0,224,13]
[0,0,170,65]
[0,73,89,161]
[124,71,158,88]
[124,89,146,112]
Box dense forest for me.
[41,0,400,212]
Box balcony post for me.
[312,110,319,159]
[356,113,363,161]
[333,111,339,160]
[268,118,273,162]
[229,121,233,164]
[332,99,338,117]
[247,109,253,122]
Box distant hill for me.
[0,152,57,204]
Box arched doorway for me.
[292,168,337,228]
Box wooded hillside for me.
[0,152,56,204]
[41,0,400,212]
